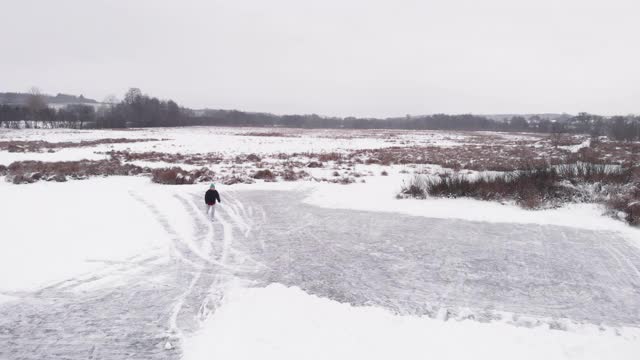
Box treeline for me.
[98,88,185,128]
[538,112,640,142]
[1,88,639,141]
[0,92,97,105]
[192,110,504,131]
[192,110,640,140]
[0,88,186,129]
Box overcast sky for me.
[1,0,638,117]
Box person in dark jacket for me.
[204,184,221,221]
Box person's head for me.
[210,183,216,190]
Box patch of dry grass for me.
[5,159,145,184]
[151,167,215,185]
[252,169,276,181]
[108,150,224,166]
[241,131,294,137]
[0,138,163,153]
[400,163,639,225]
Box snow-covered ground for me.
[0,126,551,165]
[0,177,170,292]
[0,127,402,163]
[0,127,638,360]
[184,284,640,360]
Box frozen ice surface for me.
[1,189,639,359]
[238,191,640,326]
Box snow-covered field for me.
[0,177,170,292]
[184,284,640,360]
[0,127,639,360]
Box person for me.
[204,184,221,221]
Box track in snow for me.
[240,191,640,327]
[0,190,259,360]
[1,189,639,359]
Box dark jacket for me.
[205,189,221,205]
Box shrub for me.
[4,159,217,185]
[557,163,630,184]
[381,170,389,176]
[191,168,216,183]
[401,163,638,215]
[629,202,640,226]
[246,154,262,162]
[223,176,255,185]
[7,144,26,153]
[151,167,191,185]
[53,174,67,182]
[10,174,28,184]
[151,167,216,185]
[379,153,395,166]
[318,152,342,162]
[253,169,276,180]
[242,132,288,137]
[337,177,356,185]
[107,150,225,166]
[283,169,309,181]
[6,159,145,184]
[399,176,429,199]
[606,186,640,225]
[411,167,575,208]
[0,138,162,153]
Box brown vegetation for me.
[400,163,640,225]
[0,138,162,153]
[151,167,215,185]
[5,159,146,184]
[223,176,255,185]
[349,145,569,171]
[252,169,276,181]
[567,141,640,167]
[317,152,343,162]
[283,169,309,181]
[241,132,293,137]
[3,159,218,186]
[108,150,224,166]
[243,154,262,163]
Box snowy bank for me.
[0,177,170,292]
[0,294,17,305]
[183,284,640,360]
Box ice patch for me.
[300,173,640,246]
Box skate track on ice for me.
[1,189,639,359]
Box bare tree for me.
[26,87,47,113]
[103,94,119,106]
[124,88,142,104]
[549,122,566,148]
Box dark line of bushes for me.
[2,159,217,185]
[400,163,640,225]
[5,159,145,184]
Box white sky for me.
[1,0,638,117]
